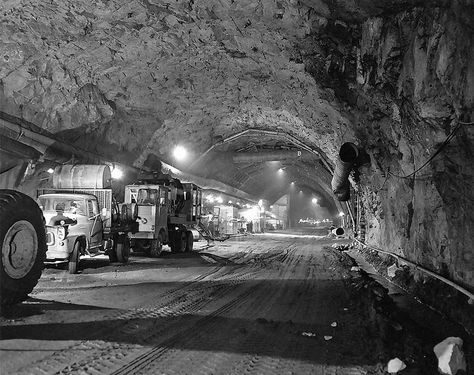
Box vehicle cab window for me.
[137,189,158,205]
[87,199,99,218]
[159,188,167,206]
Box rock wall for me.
[350,5,474,289]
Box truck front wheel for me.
[171,231,187,253]
[185,231,193,252]
[116,238,130,263]
[0,190,47,306]
[68,241,82,274]
[150,233,163,257]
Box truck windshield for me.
[137,189,158,205]
[37,197,86,216]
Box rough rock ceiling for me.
[1,0,368,203]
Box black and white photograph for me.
[0,1,473,374]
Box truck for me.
[37,165,138,273]
[1,190,47,307]
[124,175,202,256]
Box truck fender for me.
[67,235,87,255]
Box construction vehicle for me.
[1,190,47,307]
[37,165,138,273]
[125,175,202,256]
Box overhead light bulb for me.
[173,145,188,161]
[111,167,123,179]
[47,168,54,174]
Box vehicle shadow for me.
[44,250,230,275]
[0,298,109,320]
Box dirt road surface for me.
[1,233,471,374]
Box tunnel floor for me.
[0,233,471,374]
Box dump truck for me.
[0,189,47,307]
[125,175,202,256]
[37,165,138,273]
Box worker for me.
[49,203,76,226]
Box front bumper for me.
[45,238,70,261]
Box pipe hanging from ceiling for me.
[0,111,254,201]
[190,128,332,172]
[0,116,103,164]
[232,150,318,163]
[331,142,358,201]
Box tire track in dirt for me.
[163,242,367,375]
[109,245,301,374]
[49,260,270,374]
[113,244,301,375]
[111,279,265,375]
[13,265,226,375]
[13,238,371,375]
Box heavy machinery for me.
[0,190,47,307]
[125,175,202,256]
[37,165,138,273]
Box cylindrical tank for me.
[53,164,111,189]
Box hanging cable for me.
[388,119,465,179]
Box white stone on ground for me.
[387,357,406,373]
[433,337,466,375]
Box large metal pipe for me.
[331,142,358,201]
[332,227,345,236]
[0,113,102,164]
[232,150,318,163]
[0,134,41,160]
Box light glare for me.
[111,168,123,179]
[173,145,188,161]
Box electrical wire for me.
[388,119,467,179]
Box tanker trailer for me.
[37,164,138,273]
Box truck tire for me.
[116,238,130,263]
[150,233,163,257]
[68,241,82,274]
[108,239,118,263]
[0,190,46,306]
[171,231,187,253]
[185,231,193,252]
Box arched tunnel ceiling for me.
[0,0,472,209]
[0,0,379,202]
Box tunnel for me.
[0,1,473,373]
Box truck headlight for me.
[57,226,66,240]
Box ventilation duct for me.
[331,142,359,201]
[233,150,317,163]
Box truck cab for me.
[125,180,202,256]
[125,185,169,256]
[38,193,105,271]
